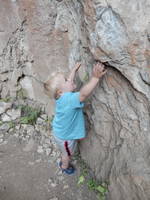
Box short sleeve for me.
[69,92,84,109]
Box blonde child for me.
[44,62,107,175]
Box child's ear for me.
[57,89,62,95]
[55,89,62,99]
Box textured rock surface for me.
[0,0,150,199]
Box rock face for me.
[0,0,150,199]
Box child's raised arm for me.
[67,63,81,82]
[79,62,107,102]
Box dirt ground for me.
[0,134,98,200]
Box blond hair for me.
[43,72,64,99]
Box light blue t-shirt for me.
[52,92,85,140]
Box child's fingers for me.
[101,69,107,75]
[76,62,81,67]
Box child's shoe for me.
[58,161,76,175]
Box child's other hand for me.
[92,62,107,79]
[74,62,81,71]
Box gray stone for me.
[36,117,45,125]
[6,109,21,120]
[37,146,44,154]
[0,123,10,132]
[0,138,3,143]
[1,114,11,122]
[45,148,52,156]
[0,102,12,115]
[49,197,58,200]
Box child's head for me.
[44,72,76,99]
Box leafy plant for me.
[87,179,108,200]
[8,121,15,129]
[78,175,85,185]
[0,97,12,102]
[76,155,108,200]
[19,105,41,125]
[87,178,97,190]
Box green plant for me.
[87,178,97,190]
[0,97,12,102]
[19,105,41,125]
[87,179,108,200]
[78,175,85,185]
[8,121,15,129]
[76,155,108,200]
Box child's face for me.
[60,74,76,92]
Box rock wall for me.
[0,0,150,199]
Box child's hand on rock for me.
[92,62,107,79]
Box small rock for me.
[49,197,58,200]
[48,178,53,183]
[0,123,10,132]
[28,161,34,166]
[1,114,11,122]
[43,143,49,148]
[45,148,52,156]
[8,128,14,133]
[0,138,3,143]
[26,125,35,135]
[15,125,21,130]
[40,114,47,120]
[0,102,12,115]
[58,176,64,181]
[44,138,51,145]
[51,183,57,187]
[63,185,69,189]
[37,146,44,154]
[21,124,28,130]
[36,117,44,125]
[14,133,19,137]
[35,159,41,163]
[6,109,21,120]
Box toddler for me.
[44,62,107,175]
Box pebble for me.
[35,159,42,163]
[49,197,58,200]
[1,114,11,122]
[45,148,52,156]
[0,138,4,143]
[37,146,44,154]
[28,161,34,165]
[51,183,57,187]
[63,185,69,189]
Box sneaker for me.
[58,161,76,175]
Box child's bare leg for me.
[61,154,70,169]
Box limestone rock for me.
[0,0,150,199]
[0,102,12,115]
[6,109,21,120]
